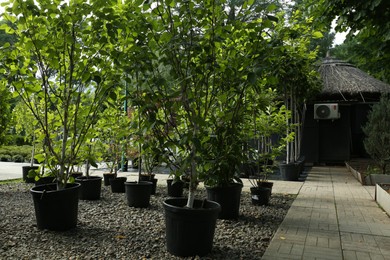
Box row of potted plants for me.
[0,0,321,257]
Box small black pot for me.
[206,182,243,220]
[256,181,273,194]
[109,177,127,193]
[75,176,102,200]
[103,173,116,186]
[125,181,152,208]
[167,179,184,197]
[163,198,221,257]
[22,166,39,183]
[30,183,80,231]
[250,187,271,206]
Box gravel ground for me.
[0,182,294,259]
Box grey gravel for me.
[0,182,294,259]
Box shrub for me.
[0,145,32,159]
[0,154,11,162]
[363,94,390,174]
[12,154,25,162]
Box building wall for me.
[301,103,364,164]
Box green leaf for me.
[267,4,278,12]
[266,15,278,23]
[312,31,323,39]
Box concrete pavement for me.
[262,166,390,260]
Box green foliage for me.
[12,100,38,144]
[0,145,32,159]
[0,20,17,46]
[0,154,11,161]
[362,95,390,175]
[95,87,131,174]
[0,81,12,144]
[0,0,122,188]
[135,0,283,190]
[309,0,390,83]
[12,154,24,162]
[332,35,390,83]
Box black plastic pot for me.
[139,175,157,195]
[250,187,271,206]
[75,176,102,200]
[279,162,299,181]
[30,183,80,231]
[167,179,184,197]
[125,181,152,208]
[109,177,127,193]
[206,182,243,219]
[103,173,116,186]
[22,166,39,183]
[71,172,83,179]
[163,198,221,257]
[257,181,274,194]
[35,176,56,186]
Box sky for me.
[333,31,347,46]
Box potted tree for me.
[268,13,321,181]
[245,102,287,205]
[0,0,121,230]
[74,138,103,201]
[95,88,130,192]
[12,100,41,183]
[133,0,280,256]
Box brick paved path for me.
[263,166,390,260]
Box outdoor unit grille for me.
[314,103,340,120]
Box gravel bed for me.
[0,182,294,259]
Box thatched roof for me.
[318,57,390,102]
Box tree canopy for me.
[308,0,390,83]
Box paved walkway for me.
[263,166,390,260]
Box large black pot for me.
[250,187,271,206]
[163,198,221,257]
[125,181,152,208]
[167,179,184,197]
[35,176,56,186]
[139,174,157,195]
[22,166,39,183]
[70,172,83,179]
[206,182,243,219]
[75,176,102,200]
[30,183,80,231]
[109,177,127,193]
[279,162,299,181]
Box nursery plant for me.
[128,0,293,256]
[12,100,40,167]
[96,88,131,176]
[0,0,121,189]
[266,11,322,179]
[0,0,126,230]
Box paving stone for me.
[263,166,390,259]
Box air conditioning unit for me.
[314,103,340,120]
